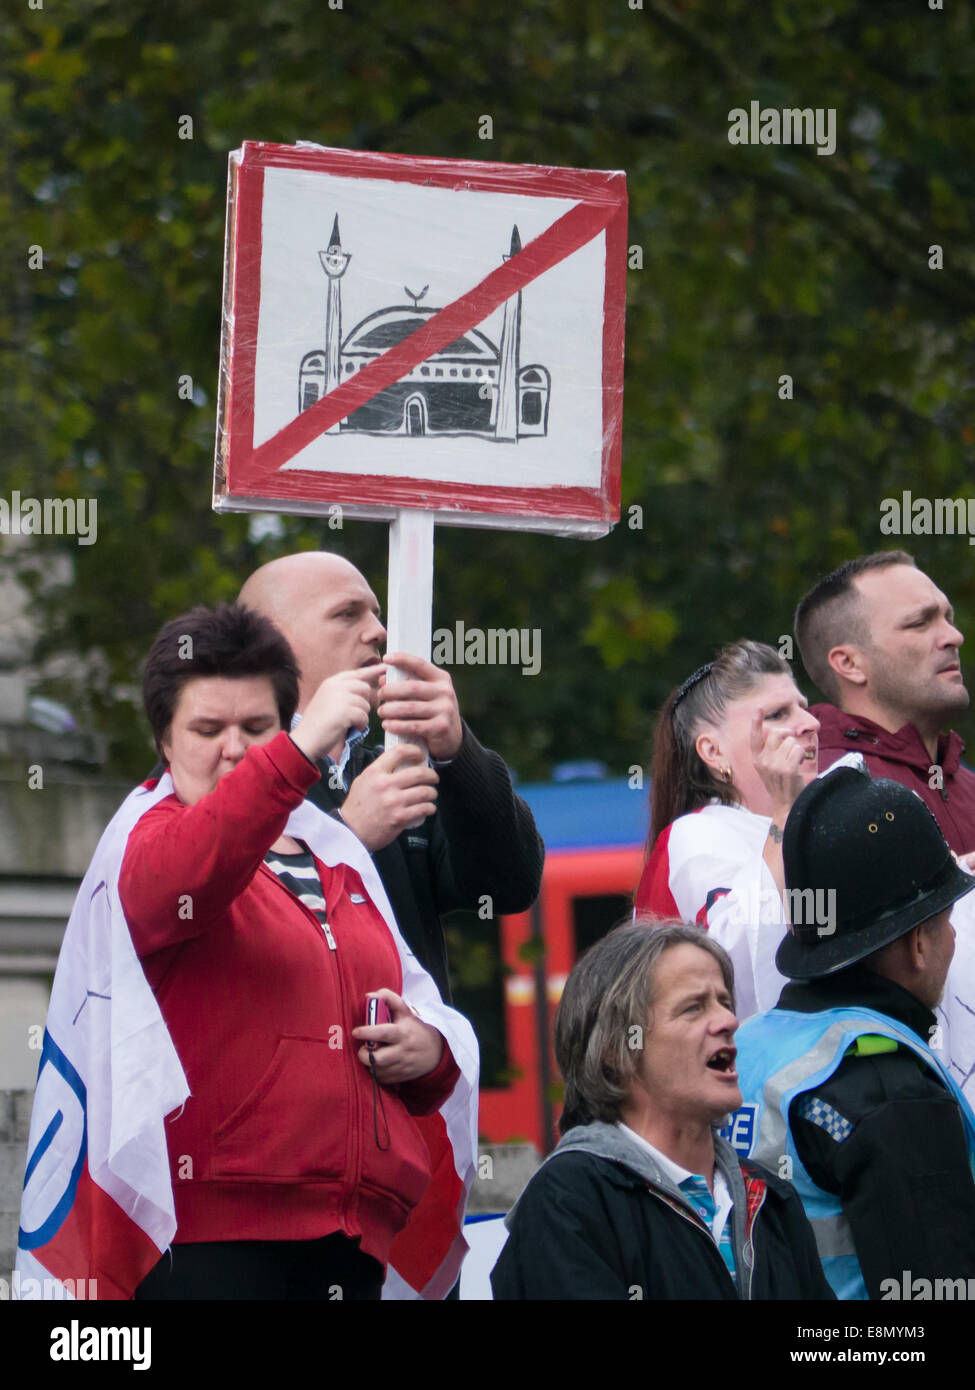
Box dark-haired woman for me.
[113,603,475,1299]
[634,640,820,1016]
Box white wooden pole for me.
[384,508,435,753]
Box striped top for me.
[265,842,336,950]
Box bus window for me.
[444,909,509,1087]
[572,894,633,959]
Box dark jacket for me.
[308,720,545,999]
[780,966,975,1300]
[490,1121,834,1301]
[813,703,975,854]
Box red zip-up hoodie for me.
[813,703,975,854]
[118,731,458,1266]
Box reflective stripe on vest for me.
[729,1006,975,1300]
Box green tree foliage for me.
[4,0,974,777]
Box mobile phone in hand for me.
[365,996,392,1048]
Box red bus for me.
[447,774,649,1154]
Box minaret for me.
[318,216,351,427]
[494,225,522,442]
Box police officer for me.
[733,762,975,1299]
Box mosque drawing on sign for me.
[298,217,551,439]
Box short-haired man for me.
[491,921,833,1300]
[732,765,975,1299]
[794,551,975,852]
[239,551,544,998]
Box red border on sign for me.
[218,143,627,528]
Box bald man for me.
[239,552,544,997]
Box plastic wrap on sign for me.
[213,142,627,537]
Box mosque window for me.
[521,392,542,427]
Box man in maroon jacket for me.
[794,550,975,856]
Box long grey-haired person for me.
[490,919,833,1301]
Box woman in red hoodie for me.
[122,603,468,1300]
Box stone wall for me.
[0,1090,29,1277]
[0,777,129,878]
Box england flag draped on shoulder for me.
[16,778,187,1300]
[16,779,478,1301]
[636,802,786,1019]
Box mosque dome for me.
[342,306,499,360]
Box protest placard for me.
[214,142,627,536]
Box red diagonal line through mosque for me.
[250,198,615,466]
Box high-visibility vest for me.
[728,1006,975,1300]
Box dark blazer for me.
[307,721,545,999]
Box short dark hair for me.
[794,551,916,703]
[648,639,792,845]
[142,602,300,757]
[554,920,735,1134]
